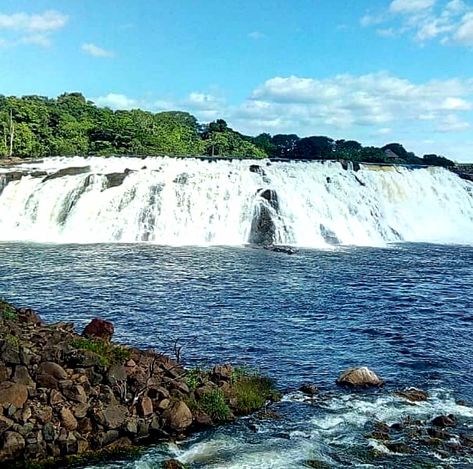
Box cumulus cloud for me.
[0,9,68,48]
[362,0,473,47]
[81,43,114,58]
[90,72,473,160]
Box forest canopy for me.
[0,93,455,167]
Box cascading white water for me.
[0,156,472,246]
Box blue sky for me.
[1,0,473,161]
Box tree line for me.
[0,93,455,167]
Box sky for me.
[1,0,473,161]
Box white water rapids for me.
[0,156,472,246]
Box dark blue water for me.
[1,242,473,467]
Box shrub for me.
[186,367,206,391]
[0,299,17,321]
[71,338,131,367]
[199,389,231,421]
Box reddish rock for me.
[82,319,114,341]
[163,401,193,432]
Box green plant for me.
[232,375,281,414]
[0,298,17,321]
[199,389,231,421]
[185,367,206,391]
[71,338,131,367]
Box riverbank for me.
[0,299,280,467]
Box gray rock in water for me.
[248,189,280,246]
[42,166,91,182]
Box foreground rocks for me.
[0,299,280,466]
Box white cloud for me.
[0,10,68,32]
[363,0,473,47]
[81,42,114,58]
[0,10,67,48]
[90,72,473,161]
[93,93,137,109]
[390,0,436,13]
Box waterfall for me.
[0,156,472,247]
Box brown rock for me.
[36,374,59,390]
[163,401,193,432]
[158,398,170,410]
[163,459,187,469]
[396,388,428,402]
[0,431,25,461]
[34,405,53,424]
[0,362,11,382]
[49,389,65,406]
[60,407,78,431]
[432,414,456,428]
[12,366,35,388]
[82,318,114,341]
[77,417,93,434]
[73,402,89,419]
[103,405,127,429]
[0,382,28,408]
[212,364,234,380]
[336,367,384,387]
[38,362,68,381]
[140,396,153,417]
[63,384,87,403]
[16,308,43,325]
[299,383,318,395]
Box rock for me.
[107,364,127,384]
[49,389,65,406]
[36,373,59,389]
[0,431,25,461]
[249,165,266,177]
[82,318,114,341]
[432,414,456,428]
[0,382,29,408]
[16,308,43,325]
[157,399,170,411]
[336,367,384,387]
[163,401,193,432]
[0,363,10,382]
[384,441,413,454]
[104,172,128,189]
[43,166,91,182]
[12,366,35,388]
[0,416,14,435]
[33,405,53,424]
[38,361,68,381]
[212,364,233,381]
[396,388,428,402]
[299,383,318,395]
[103,405,127,429]
[60,407,78,431]
[139,396,153,417]
[1,343,21,365]
[73,402,89,419]
[42,422,56,442]
[163,459,187,469]
[263,245,298,255]
[63,384,87,404]
[248,189,279,246]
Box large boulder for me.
[336,367,384,387]
[163,401,193,432]
[82,318,114,342]
[248,189,280,246]
[0,432,25,461]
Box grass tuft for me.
[199,389,231,421]
[71,337,131,367]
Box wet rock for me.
[163,459,187,469]
[263,245,298,255]
[336,367,384,387]
[248,189,280,246]
[163,401,193,432]
[0,382,29,408]
[82,318,114,341]
[43,166,91,182]
[305,460,332,469]
[432,414,456,428]
[299,383,318,395]
[396,387,428,402]
[249,165,266,177]
[384,441,413,454]
[320,224,340,245]
[104,172,128,189]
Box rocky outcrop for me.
[0,299,279,466]
[336,367,384,387]
[42,166,91,182]
[248,189,280,246]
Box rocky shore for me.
[0,299,280,467]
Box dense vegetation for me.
[0,93,455,167]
